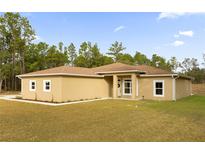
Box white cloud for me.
[158,12,187,20]
[113,25,125,32]
[172,40,185,47]
[157,12,204,20]
[179,30,194,37]
[174,34,180,38]
[174,30,194,38]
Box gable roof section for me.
[17,62,176,78]
[92,63,146,74]
[134,65,171,75]
[18,65,100,77]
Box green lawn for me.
[1,95,205,141]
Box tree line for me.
[0,12,205,92]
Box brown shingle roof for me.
[91,63,145,73]
[18,63,173,77]
[23,65,97,76]
[134,65,172,75]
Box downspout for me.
[172,74,180,101]
[16,75,22,95]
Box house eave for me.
[140,74,193,80]
[17,72,193,80]
[17,73,104,78]
[140,74,178,77]
[96,70,146,75]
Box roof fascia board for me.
[140,74,192,80]
[96,70,146,74]
[140,74,178,77]
[17,73,104,78]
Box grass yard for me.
[0,95,205,141]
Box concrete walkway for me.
[0,95,109,106]
[0,95,141,106]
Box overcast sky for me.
[18,12,205,65]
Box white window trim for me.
[29,80,36,92]
[43,80,51,92]
[122,78,132,96]
[153,80,164,97]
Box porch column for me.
[131,74,136,99]
[113,75,118,98]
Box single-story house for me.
[17,63,192,103]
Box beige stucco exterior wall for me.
[138,77,173,101]
[176,78,192,99]
[61,76,112,102]
[21,76,112,102]
[21,76,62,102]
[21,74,191,102]
[107,74,173,100]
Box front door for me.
[118,79,121,97]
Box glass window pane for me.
[125,82,130,87]
[44,81,51,91]
[156,89,163,95]
[30,81,35,90]
[156,82,162,88]
[125,88,131,94]
[46,85,50,90]
[124,79,132,94]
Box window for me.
[43,80,51,92]
[123,79,132,95]
[29,80,36,91]
[153,80,164,97]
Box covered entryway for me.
[113,73,138,99]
